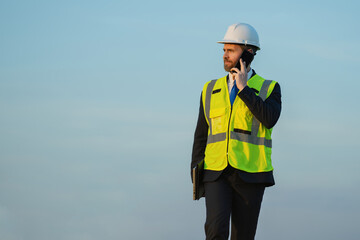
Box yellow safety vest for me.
[202,74,277,173]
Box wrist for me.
[236,80,247,92]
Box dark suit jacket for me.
[191,70,282,186]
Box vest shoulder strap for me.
[203,79,217,125]
[259,79,273,100]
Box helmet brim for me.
[217,40,260,50]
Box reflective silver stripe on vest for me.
[231,80,273,148]
[207,132,226,144]
[230,132,272,148]
[250,80,272,137]
[204,80,227,144]
[205,80,216,136]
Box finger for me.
[230,67,239,74]
[239,59,246,73]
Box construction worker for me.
[191,23,282,240]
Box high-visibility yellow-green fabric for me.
[202,74,277,173]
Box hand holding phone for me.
[231,50,254,73]
[230,50,254,91]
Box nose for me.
[223,51,228,60]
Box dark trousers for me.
[204,167,265,240]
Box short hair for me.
[242,45,258,55]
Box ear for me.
[247,48,254,54]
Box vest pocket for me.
[210,107,227,135]
[233,105,252,132]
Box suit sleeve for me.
[238,83,282,129]
[191,93,208,177]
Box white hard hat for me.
[218,23,260,50]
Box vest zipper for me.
[226,104,233,163]
[226,79,234,166]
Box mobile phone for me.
[231,50,254,73]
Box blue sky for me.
[1,0,360,239]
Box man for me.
[191,23,282,240]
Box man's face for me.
[223,43,243,72]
